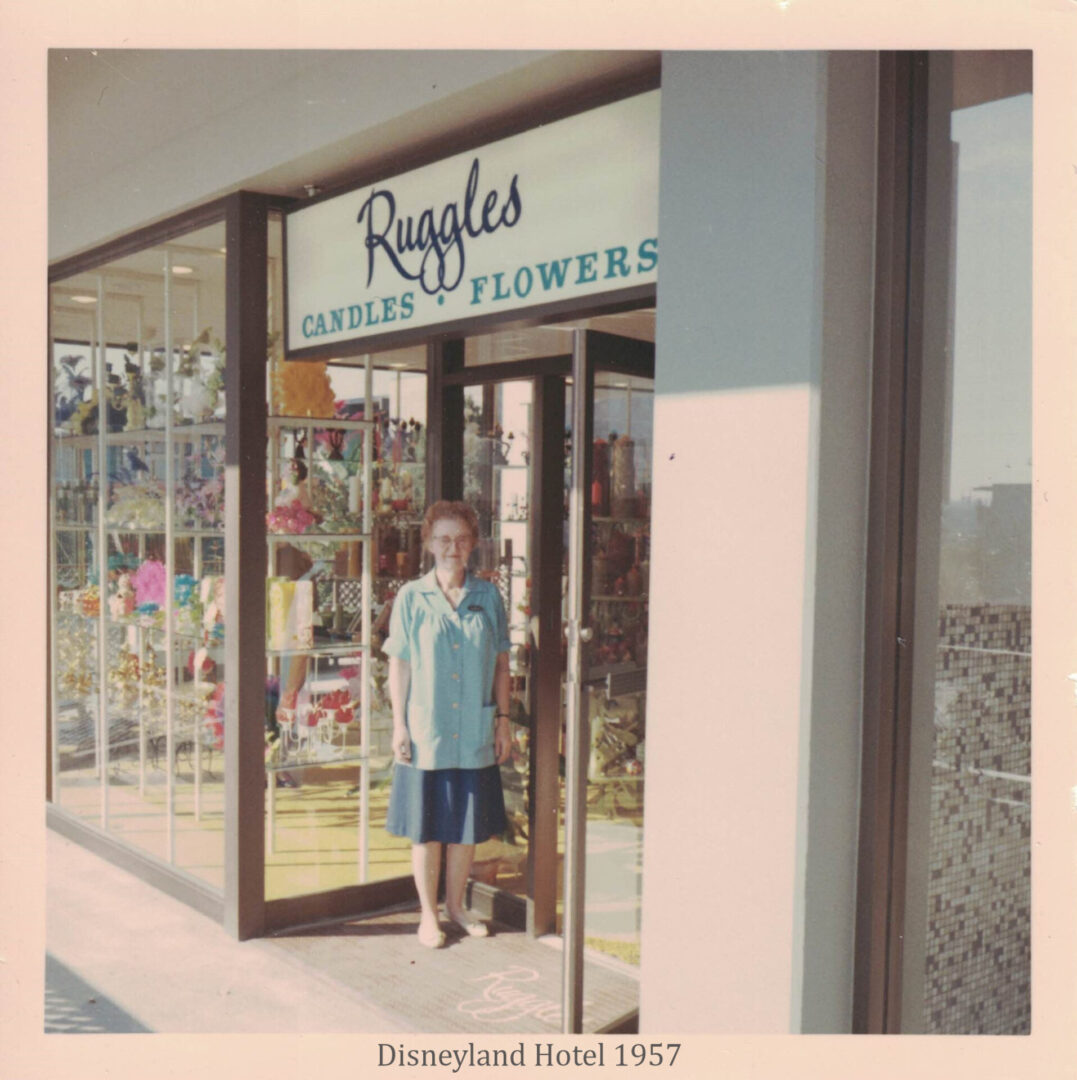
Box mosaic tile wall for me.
[923,604,1031,1034]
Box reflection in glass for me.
[909,56,1031,1034]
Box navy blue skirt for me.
[386,763,507,844]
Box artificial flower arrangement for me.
[174,574,202,636]
[174,683,215,740]
[266,498,321,534]
[106,479,166,530]
[54,353,93,433]
[271,356,336,418]
[314,426,354,461]
[380,416,425,464]
[176,469,225,529]
[70,393,100,435]
[53,342,230,436]
[200,576,225,644]
[132,559,167,608]
[55,608,97,698]
[80,584,101,617]
[317,687,356,725]
[74,380,132,434]
[307,465,354,533]
[174,441,225,529]
[186,647,216,679]
[105,647,141,710]
[116,560,204,633]
[108,572,136,618]
[204,681,226,750]
[172,329,226,425]
[135,329,226,429]
[141,641,167,687]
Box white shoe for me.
[417,922,446,948]
[447,911,489,937]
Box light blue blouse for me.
[383,569,512,770]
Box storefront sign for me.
[285,90,659,353]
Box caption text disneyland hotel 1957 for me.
[377,1041,682,1071]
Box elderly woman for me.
[383,500,513,948]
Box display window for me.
[263,212,431,898]
[49,217,229,890]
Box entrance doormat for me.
[265,908,639,1034]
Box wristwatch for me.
[495,713,511,722]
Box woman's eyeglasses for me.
[430,534,472,549]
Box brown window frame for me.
[853,50,930,1034]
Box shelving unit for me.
[49,237,233,880]
[263,359,427,875]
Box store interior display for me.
[51,308,430,895]
[583,385,652,826]
[461,383,534,873]
[50,218,653,931]
[258,345,433,889]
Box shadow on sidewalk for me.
[45,953,152,1034]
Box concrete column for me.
[640,51,876,1033]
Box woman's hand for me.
[392,725,411,763]
[494,717,512,765]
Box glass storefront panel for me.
[583,371,652,971]
[904,52,1032,1034]
[461,379,534,897]
[457,321,653,1002]
[51,424,102,825]
[264,214,427,899]
[49,219,229,891]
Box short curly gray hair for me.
[421,500,480,544]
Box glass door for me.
[580,368,652,961]
[460,379,536,902]
[450,321,655,1033]
[565,331,654,1032]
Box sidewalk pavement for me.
[45,829,409,1033]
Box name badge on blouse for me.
[467,604,484,612]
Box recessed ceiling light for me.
[613,382,629,389]
[171,265,195,275]
[71,295,97,304]
[389,362,409,369]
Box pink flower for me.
[132,559,167,607]
[266,498,321,534]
